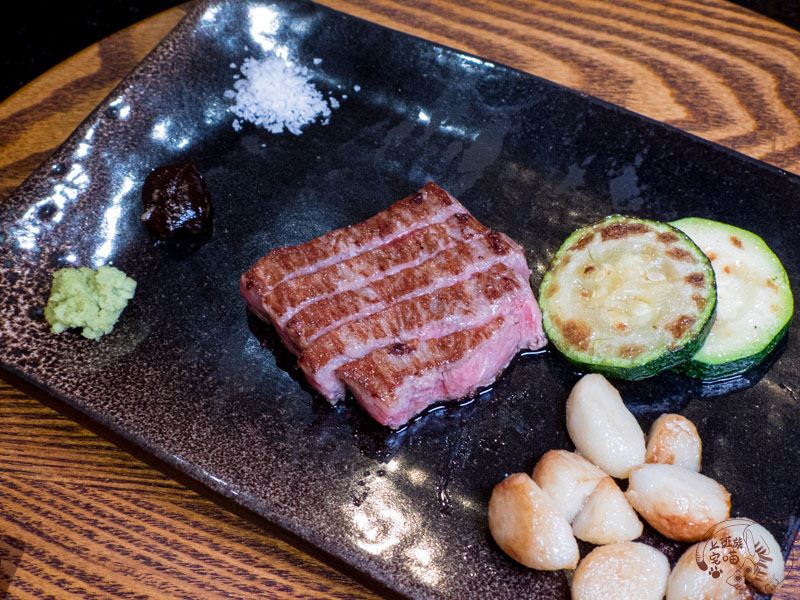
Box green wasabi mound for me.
[44,266,136,340]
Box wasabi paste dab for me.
[44,266,136,340]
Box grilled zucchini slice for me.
[539,215,716,380]
[670,218,793,380]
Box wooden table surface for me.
[1,1,799,598]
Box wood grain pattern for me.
[0,8,191,200]
[0,383,380,600]
[1,1,799,599]
[314,0,800,174]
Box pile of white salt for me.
[224,55,336,135]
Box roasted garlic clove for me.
[532,449,607,523]
[571,542,669,600]
[667,542,752,600]
[488,473,579,570]
[626,463,731,542]
[572,476,643,545]
[706,518,785,594]
[565,374,646,478]
[645,413,702,472]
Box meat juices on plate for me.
[240,182,546,427]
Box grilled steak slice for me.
[337,316,523,428]
[240,182,546,427]
[299,264,540,401]
[240,182,462,313]
[261,212,489,353]
[284,229,529,350]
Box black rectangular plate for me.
[1,1,798,598]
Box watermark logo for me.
[694,518,783,593]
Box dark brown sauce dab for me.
[141,162,212,240]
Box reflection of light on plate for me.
[353,513,378,541]
[273,44,290,62]
[406,468,427,485]
[249,5,280,52]
[459,54,495,69]
[456,494,477,512]
[93,176,134,267]
[346,469,406,555]
[14,225,38,250]
[65,164,89,186]
[108,96,131,120]
[406,545,442,585]
[204,103,226,125]
[342,461,443,586]
[12,163,91,250]
[75,143,91,158]
[204,472,228,487]
[200,5,221,23]
[410,547,431,565]
[151,118,171,141]
[150,118,193,150]
[440,122,472,139]
[352,500,406,555]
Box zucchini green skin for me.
[670,217,793,381]
[554,308,717,380]
[539,215,717,380]
[672,320,789,379]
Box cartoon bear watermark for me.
[694,518,785,594]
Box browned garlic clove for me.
[571,476,643,545]
[645,413,702,472]
[571,542,669,600]
[566,374,646,478]
[532,450,607,523]
[666,542,752,600]
[625,463,731,542]
[706,518,785,594]
[488,473,579,570]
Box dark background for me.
[1,1,182,102]
[0,0,799,102]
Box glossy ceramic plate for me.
[1,1,799,598]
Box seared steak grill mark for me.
[298,264,534,400]
[265,212,488,327]
[284,231,529,349]
[240,183,546,427]
[241,183,459,298]
[337,316,527,428]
